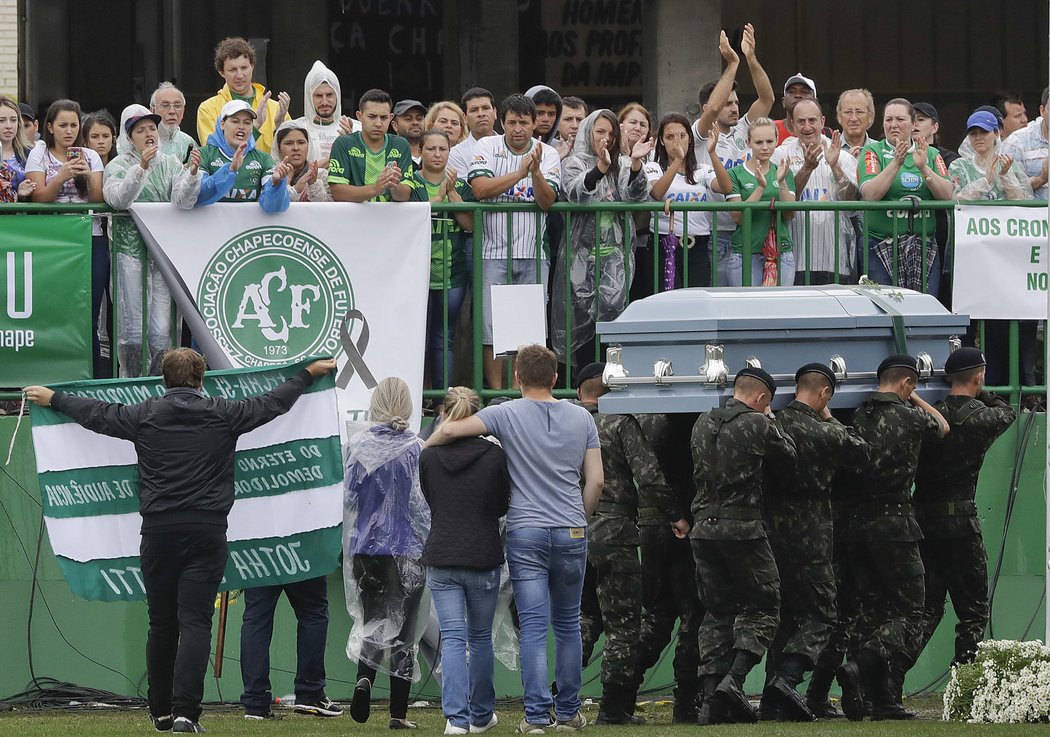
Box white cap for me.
[783,73,817,97]
[220,99,257,121]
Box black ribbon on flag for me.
[336,309,377,390]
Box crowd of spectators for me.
[1,30,1046,386]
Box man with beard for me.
[392,99,426,170]
[148,82,197,161]
[292,60,359,164]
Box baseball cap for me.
[393,99,425,117]
[877,354,918,378]
[913,102,939,122]
[783,73,817,97]
[795,362,837,391]
[574,362,606,390]
[944,347,986,374]
[974,104,1005,126]
[125,112,162,135]
[17,102,35,121]
[220,100,257,121]
[965,110,1000,133]
[736,366,777,396]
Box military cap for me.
[877,353,918,378]
[736,366,777,396]
[574,362,606,390]
[795,362,837,390]
[944,347,986,374]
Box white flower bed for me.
[943,640,1050,723]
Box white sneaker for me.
[471,714,498,734]
[445,719,469,735]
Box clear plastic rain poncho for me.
[949,136,1033,201]
[103,104,201,376]
[343,421,432,682]
[551,109,650,365]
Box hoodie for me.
[524,84,563,145]
[196,115,289,212]
[418,437,510,569]
[292,60,361,161]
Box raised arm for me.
[740,23,774,120]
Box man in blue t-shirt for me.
[426,343,603,734]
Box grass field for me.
[1,698,1049,736]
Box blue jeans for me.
[506,527,588,724]
[239,576,329,714]
[426,286,467,388]
[726,250,797,287]
[427,566,501,730]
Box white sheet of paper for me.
[491,283,547,357]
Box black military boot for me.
[672,680,699,724]
[805,666,844,718]
[835,660,866,722]
[756,682,781,722]
[596,683,645,725]
[696,676,730,726]
[768,655,816,722]
[871,656,917,721]
[711,651,759,724]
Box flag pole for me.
[213,591,230,678]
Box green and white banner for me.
[129,202,431,430]
[30,359,343,602]
[0,214,92,386]
[953,204,1050,320]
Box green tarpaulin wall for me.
[0,414,1045,701]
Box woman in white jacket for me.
[103,104,202,376]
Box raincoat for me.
[103,104,202,377]
[949,140,1033,201]
[196,116,289,212]
[116,119,196,161]
[197,82,286,155]
[551,110,650,365]
[292,60,360,162]
[343,424,431,682]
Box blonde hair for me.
[424,101,467,146]
[443,386,481,422]
[0,96,31,160]
[370,377,413,431]
[746,117,777,142]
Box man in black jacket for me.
[25,348,335,734]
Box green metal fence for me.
[0,200,1045,408]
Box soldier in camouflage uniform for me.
[913,348,1015,666]
[574,363,679,725]
[634,412,703,723]
[837,354,948,722]
[760,364,870,722]
[690,367,796,725]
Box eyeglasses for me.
[840,109,869,119]
[156,103,184,111]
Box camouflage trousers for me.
[812,509,860,677]
[916,533,989,664]
[766,537,837,671]
[690,537,780,676]
[636,524,703,688]
[848,538,925,662]
[579,543,642,688]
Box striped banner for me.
[29,359,344,602]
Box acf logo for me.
[197,226,353,366]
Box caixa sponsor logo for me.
[196,227,354,366]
